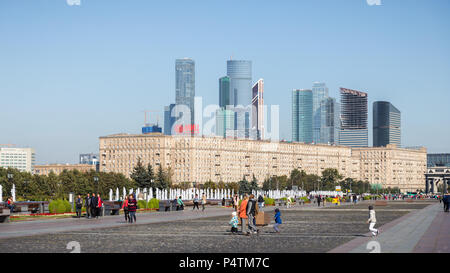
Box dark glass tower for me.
[292,89,313,143]
[373,101,401,147]
[339,88,368,147]
[175,58,195,128]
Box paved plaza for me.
[0,200,447,253]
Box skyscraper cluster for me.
[292,85,401,148]
[165,58,265,140]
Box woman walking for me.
[193,194,200,210]
[239,195,249,235]
[201,193,207,211]
[127,195,137,223]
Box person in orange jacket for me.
[239,194,249,235]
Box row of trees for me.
[1,162,402,201]
[0,167,135,201]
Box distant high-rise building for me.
[216,108,235,138]
[175,58,195,131]
[339,88,368,147]
[227,60,252,139]
[292,89,313,143]
[219,76,231,108]
[321,97,340,145]
[0,147,35,173]
[251,79,264,140]
[373,101,401,147]
[312,82,329,143]
[164,103,176,135]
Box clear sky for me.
[0,0,449,164]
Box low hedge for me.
[147,198,159,209]
[138,200,147,209]
[49,199,72,213]
[264,197,275,205]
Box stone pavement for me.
[0,200,427,253]
[329,202,449,253]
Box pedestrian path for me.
[0,207,235,239]
[329,203,449,253]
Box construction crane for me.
[142,110,162,126]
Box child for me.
[229,211,239,234]
[367,205,379,236]
[274,208,282,233]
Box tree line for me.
[1,160,401,201]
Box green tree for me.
[155,165,169,190]
[250,174,259,191]
[130,157,148,188]
[238,177,251,195]
[203,180,217,190]
[321,168,343,191]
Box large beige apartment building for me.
[99,133,427,192]
[0,147,36,173]
[34,164,96,176]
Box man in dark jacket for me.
[75,195,83,218]
[444,194,450,212]
[85,193,91,218]
[246,194,259,235]
[90,193,97,218]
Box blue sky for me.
[0,0,449,164]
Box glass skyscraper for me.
[292,89,313,143]
[373,101,401,147]
[312,82,329,144]
[216,76,234,137]
[227,60,252,139]
[164,103,176,135]
[251,79,264,140]
[339,88,368,147]
[175,58,195,129]
[321,97,340,145]
[427,154,450,167]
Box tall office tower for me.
[292,89,313,143]
[373,101,401,147]
[339,88,368,147]
[320,97,340,145]
[175,58,195,131]
[216,76,234,137]
[164,103,176,135]
[251,79,264,140]
[312,82,329,143]
[227,60,252,139]
[80,153,100,171]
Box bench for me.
[0,205,11,223]
[103,201,123,216]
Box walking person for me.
[229,211,239,234]
[317,195,321,207]
[127,195,137,223]
[177,196,184,211]
[96,193,103,218]
[90,193,97,218]
[233,194,239,211]
[367,205,379,237]
[247,194,259,235]
[201,193,207,211]
[273,208,282,233]
[443,194,449,212]
[122,195,129,222]
[193,194,200,210]
[75,195,83,218]
[85,193,91,219]
[258,195,264,208]
[239,194,249,235]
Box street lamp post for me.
[94,176,99,193]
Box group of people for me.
[228,193,283,236]
[76,193,103,219]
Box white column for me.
[109,189,113,201]
[116,188,119,201]
[0,184,2,202]
[11,184,16,202]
